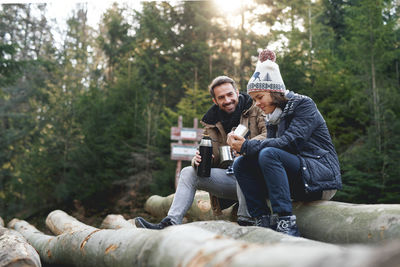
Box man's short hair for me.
[208,76,237,99]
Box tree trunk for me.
[0,216,4,227]
[144,191,400,244]
[100,214,136,229]
[9,210,400,267]
[293,201,400,244]
[0,225,41,267]
[100,214,333,247]
[144,190,235,221]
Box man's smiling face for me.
[212,82,239,114]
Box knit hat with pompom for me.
[247,49,286,93]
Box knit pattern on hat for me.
[247,49,286,93]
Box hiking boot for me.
[254,215,271,228]
[269,214,279,230]
[237,216,256,226]
[275,215,300,237]
[254,214,280,229]
[134,217,175,230]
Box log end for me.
[7,218,21,229]
[2,258,41,267]
[100,214,136,229]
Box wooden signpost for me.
[170,116,203,188]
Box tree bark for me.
[9,210,400,267]
[0,224,41,267]
[100,214,136,229]
[100,214,333,247]
[144,191,400,244]
[145,190,235,221]
[45,209,97,235]
[293,201,400,244]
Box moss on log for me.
[144,192,400,244]
[0,223,41,267]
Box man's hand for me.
[227,132,245,153]
[192,150,214,167]
[192,150,202,166]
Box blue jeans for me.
[233,147,305,217]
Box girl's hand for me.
[227,132,245,153]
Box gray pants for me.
[167,166,250,224]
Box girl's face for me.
[249,91,277,114]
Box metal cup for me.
[234,124,249,138]
[219,146,233,168]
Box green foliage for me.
[150,156,178,196]
[1,0,400,220]
[0,44,21,86]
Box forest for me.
[0,0,399,223]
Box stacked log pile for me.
[145,191,400,244]
[1,191,400,266]
[6,210,400,267]
[0,216,41,267]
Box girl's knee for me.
[258,147,280,164]
[233,156,245,173]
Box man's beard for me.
[222,100,237,113]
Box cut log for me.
[100,214,333,247]
[46,209,97,235]
[145,190,235,221]
[0,224,41,267]
[144,192,400,244]
[100,214,137,229]
[293,201,400,244]
[9,210,400,267]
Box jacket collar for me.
[282,91,305,117]
[201,93,253,127]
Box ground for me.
[28,176,160,234]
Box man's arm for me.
[250,106,266,141]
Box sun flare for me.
[213,0,243,14]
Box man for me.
[134,75,266,229]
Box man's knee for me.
[179,166,197,184]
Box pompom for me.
[258,49,276,63]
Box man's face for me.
[212,83,239,114]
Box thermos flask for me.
[197,135,213,177]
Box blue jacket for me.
[240,92,342,193]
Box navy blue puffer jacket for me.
[240,92,342,193]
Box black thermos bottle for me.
[197,135,213,177]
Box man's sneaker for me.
[237,216,256,226]
[134,217,175,230]
[275,215,300,237]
